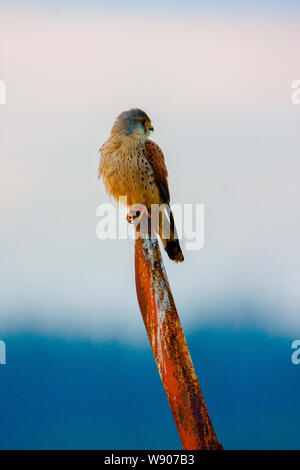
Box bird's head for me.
[111,108,154,140]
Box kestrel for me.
[98,108,184,262]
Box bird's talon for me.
[126,212,133,224]
[126,205,150,225]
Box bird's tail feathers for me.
[158,206,184,263]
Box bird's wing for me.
[144,139,170,204]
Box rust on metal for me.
[134,231,222,450]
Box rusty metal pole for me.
[134,233,222,450]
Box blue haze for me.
[0,327,299,450]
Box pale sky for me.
[1,4,300,340]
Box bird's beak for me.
[148,124,154,132]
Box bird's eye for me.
[140,119,146,126]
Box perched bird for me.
[98,108,184,262]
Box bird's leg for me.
[126,204,150,225]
